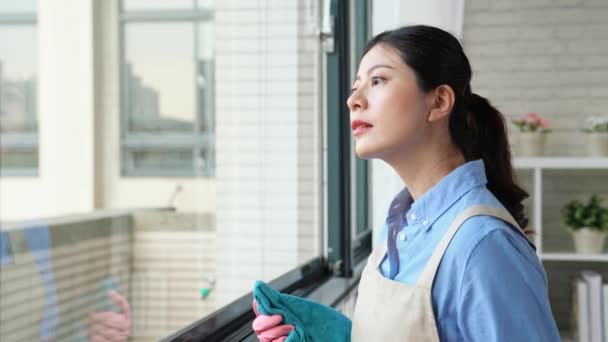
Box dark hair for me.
[363,25,529,230]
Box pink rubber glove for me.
[252,299,295,342]
[87,290,132,342]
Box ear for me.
[427,85,455,123]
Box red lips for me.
[351,120,373,130]
[351,120,373,136]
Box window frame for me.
[154,0,371,340]
[118,1,215,177]
[351,0,372,265]
[0,11,38,177]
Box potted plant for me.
[582,116,608,156]
[561,194,608,254]
[511,112,550,156]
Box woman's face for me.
[347,44,432,162]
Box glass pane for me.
[123,0,193,11]
[124,23,195,133]
[1,1,324,341]
[0,25,38,173]
[0,0,36,14]
[0,26,37,133]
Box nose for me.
[347,89,367,112]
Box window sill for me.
[161,257,367,342]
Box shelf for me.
[540,252,608,262]
[514,157,608,169]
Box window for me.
[120,1,214,176]
[116,0,327,339]
[0,1,38,176]
[0,1,372,341]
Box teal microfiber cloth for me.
[252,280,351,342]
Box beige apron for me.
[351,205,524,342]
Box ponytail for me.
[450,92,530,230]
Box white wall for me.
[213,0,322,305]
[1,0,96,221]
[372,0,464,39]
[464,0,608,156]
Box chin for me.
[354,144,379,160]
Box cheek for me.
[355,90,427,159]
[375,87,427,138]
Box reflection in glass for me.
[0,216,132,342]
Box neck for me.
[387,145,466,201]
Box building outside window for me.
[120,0,215,177]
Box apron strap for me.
[416,205,523,289]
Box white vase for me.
[572,228,607,254]
[519,132,546,156]
[586,132,608,156]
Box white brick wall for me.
[464,0,608,333]
[464,0,608,156]
[215,0,322,305]
[130,211,218,340]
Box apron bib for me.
[351,205,525,341]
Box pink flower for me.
[539,118,550,129]
[512,112,549,132]
[524,112,540,125]
[526,112,539,120]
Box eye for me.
[371,76,385,86]
[350,87,357,94]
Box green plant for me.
[582,116,608,133]
[561,194,608,232]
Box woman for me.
[252,25,560,341]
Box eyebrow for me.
[355,64,395,81]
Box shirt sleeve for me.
[457,229,560,342]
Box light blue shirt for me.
[377,160,560,341]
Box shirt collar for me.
[387,159,488,231]
[385,187,414,226]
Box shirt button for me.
[423,219,429,226]
[399,233,406,241]
[410,213,417,221]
